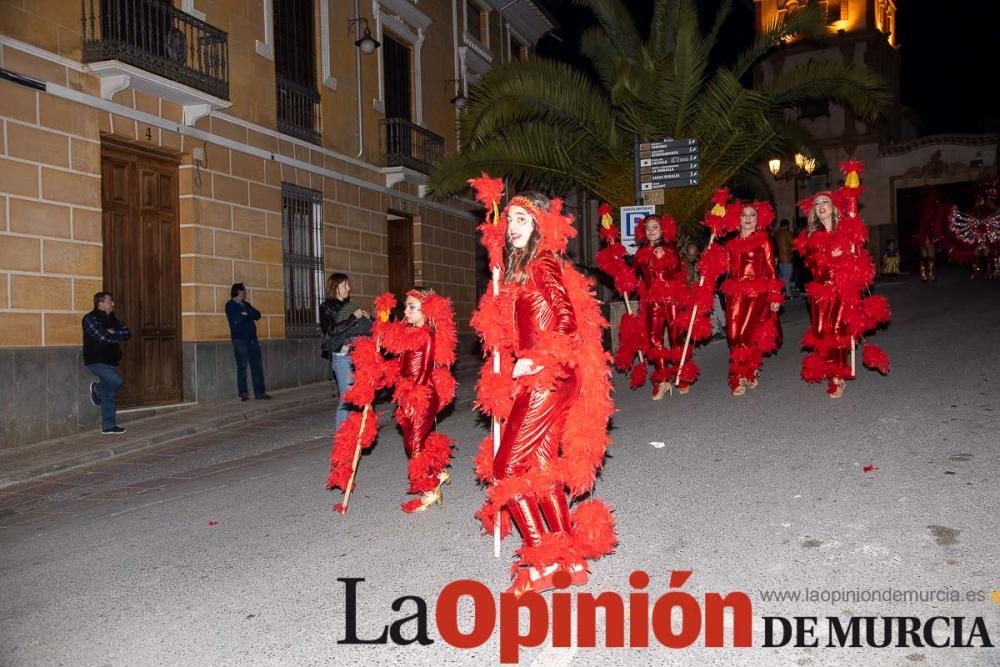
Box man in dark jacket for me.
[83,292,131,434]
[226,283,271,401]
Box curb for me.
[0,392,336,489]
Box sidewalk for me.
[0,382,337,490]
[0,356,484,491]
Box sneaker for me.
[101,426,127,435]
[89,382,101,406]
[256,394,273,400]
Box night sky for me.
[536,0,1000,135]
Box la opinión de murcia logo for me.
[337,572,995,664]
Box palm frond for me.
[574,0,642,61]
[649,0,681,58]
[760,59,886,121]
[730,3,826,80]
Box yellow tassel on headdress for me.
[845,171,860,188]
[378,309,389,323]
[711,203,726,217]
[492,201,500,226]
[600,212,613,229]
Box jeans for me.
[711,294,726,335]
[332,353,355,430]
[778,262,794,298]
[232,338,266,398]
[87,363,123,429]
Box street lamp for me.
[348,18,380,54]
[445,78,467,109]
[770,153,817,225]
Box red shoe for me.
[505,567,536,597]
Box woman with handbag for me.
[320,273,372,429]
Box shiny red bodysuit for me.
[634,243,692,387]
[795,229,853,391]
[720,232,783,390]
[494,253,578,547]
[396,327,441,492]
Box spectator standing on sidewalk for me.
[83,292,131,435]
[775,218,795,299]
[319,273,371,430]
[226,283,272,402]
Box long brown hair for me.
[806,195,840,235]
[326,272,349,299]
[504,192,548,284]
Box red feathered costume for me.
[794,162,891,396]
[634,216,699,391]
[327,292,456,513]
[381,291,457,512]
[716,202,784,391]
[468,177,616,595]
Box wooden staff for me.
[339,404,371,512]
[338,324,385,513]
[491,265,502,559]
[851,337,857,378]
[675,233,716,385]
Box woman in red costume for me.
[469,184,616,597]
[794,162,891,398]
[327,290,456,514]
[717,202,784,395]
[634,215,696,397]
[382,289,457,512]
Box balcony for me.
[82,0,229,105]
[379,117,445,175]
[276,76,322,145]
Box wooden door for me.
[100,141,182,406]
[387,216,414,306]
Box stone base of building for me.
[0,339,330,450]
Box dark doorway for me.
[100,140,183,407]
[387,215,414,309]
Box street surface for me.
[1,269,999,666]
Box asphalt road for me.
[1,269,998,666]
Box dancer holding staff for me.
[469,178,616,596]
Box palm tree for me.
[427,0,885,231]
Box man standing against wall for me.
[226,283,272,401]
[83,292,131,435]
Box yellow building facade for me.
[0,0,552,447]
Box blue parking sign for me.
[620,205,656,255]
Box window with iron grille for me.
[282,183,324,337]
[275,0,321,144]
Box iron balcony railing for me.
[82,0,229,100]
[379,117,445,174]
[276,76,322,145]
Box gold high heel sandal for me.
[732,379,747,396]
[438,470,451,485]
[652,382,672,401]
[410,486,443,512]
[829,378,845,399]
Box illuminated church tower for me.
[754,0,908,246]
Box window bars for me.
[282,183,324,337]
